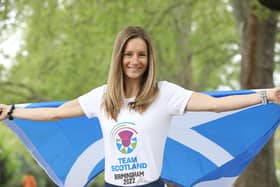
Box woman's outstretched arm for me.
[0,99,84,121]
[185,88,280,113]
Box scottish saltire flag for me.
[3,90,280,187]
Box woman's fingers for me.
[0,104,8,120]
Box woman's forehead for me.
[124,38,147,51]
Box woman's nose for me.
[131,55,139,63]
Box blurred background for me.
[0,0,280,186]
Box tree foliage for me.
[3,0,239,103]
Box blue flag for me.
[3,90,280,187]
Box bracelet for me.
[7,104,15,120]
[259,90,268,105]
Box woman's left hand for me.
[267,88,280,104]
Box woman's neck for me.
[124,79,141,98]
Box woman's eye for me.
[139,53,146,57]
[124,53,132,57]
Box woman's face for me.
[122,37,148,82]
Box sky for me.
[0,29,22,68]
[0,8,23,69]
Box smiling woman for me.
[0,26,280,187]
[122,38,148,87]
[103,26,159,121]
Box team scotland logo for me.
[111,122,137,154]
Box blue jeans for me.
[104,179,165,187]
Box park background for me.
[0,0,280,186]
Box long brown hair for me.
[103,26,158,120]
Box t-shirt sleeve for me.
[160,81,193,115]
[78,85,106,118]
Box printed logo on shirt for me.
[111,122,138,154]
[111,122,148,185]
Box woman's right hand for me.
[0,104,10,121]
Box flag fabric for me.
[3,90,280,187]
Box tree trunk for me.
[166,3,193,187]
[232,0,278,187]
[258,0,280,10]
[173,1,193,89]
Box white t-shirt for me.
[78,81,193,186]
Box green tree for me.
[0,0,243,186]
[232,0,279,186]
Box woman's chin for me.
[125,74,144,81]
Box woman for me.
[0,26,280,187]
